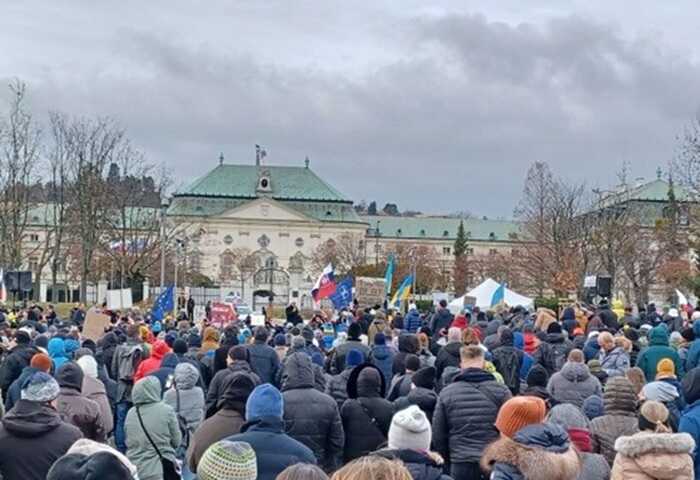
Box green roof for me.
[177,164,351,202]
[361,215,522,242]
[599,179,691,208]
[26,203,158,230]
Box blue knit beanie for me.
[347,349,365,368]
[374,332,386,345]
[582,395,605,420]
[246,384,284,421]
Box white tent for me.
[449,278,534,313]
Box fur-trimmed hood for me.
[481,424,581,480]
[615,432,695,457]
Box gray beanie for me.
[388,405,432,451]
[547,403,590,430]
[21,371,60,403]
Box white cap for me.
[669,308,679,318]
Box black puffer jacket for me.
[374,449,453,480]
[331,340,370,374]
[341,363,395,462]
[205,361,261,417]
[435,342,461,380]
[247,340,280,385]
[282,353,344,472]
[491,329,524,395]
[432,368,512,464]
[325,367,354,409]
[393,335,420,376]
[394,387,438,422]
[533,333,573,375]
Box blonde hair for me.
[597,332,614,346]
[461,327,479,346]
[615,336,632,353]
[417,333,430,351]
[640,400,671,433]
[460,345,484,362]
[331,456,412,480]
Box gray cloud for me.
[1,3,700,217]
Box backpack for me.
[493,348,521,395]
[117,344,143,383]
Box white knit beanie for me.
[388,405,432,451]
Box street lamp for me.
[374,220,381,267]
[160,198,170,291]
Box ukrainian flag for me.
[390,275,413,309]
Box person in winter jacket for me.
[133,339,170,382]
[47,438,139,479]
[533,323,573,375]
[200,326,220,356]
[548,350,603,408]
[329,323,370,374]
[405,305,423,333]
[326,349,365,409]
[48,337,70,370]
[432,345,512,479]
[587,359,609,386]
[341,363,395,462]
[612,400,695,479]
[164,363,204,457]
[684,320,700,371]
[147,351,179,394]
[246,326,280,385]
[111,324,145,452]
[188,372,255,473]
[75,355,114,436]
[281,352,344,472]
[225,383,317,480]
[522,324,539,355]
[428,301,454,340]
[637,325,684,382]
[55,361,105,442]
[548,403,611,480]
[680,367,700,477]
[393,333,420,377]
[125,376,182,480]
[388,354,420,401]
[205,345,261,417]
[597,332,630,378]
[0,330,37,402]
[416,333,436,367]
[523,364,556,407]
[369,332,395,387]
[491,328,524,395]
[0,371,82,480]
[583,332,601,362]
[590,376,639,465]
[368,311,389,345]
[482,398,581,480]
[5,351,51,411]
[583,395,605,422]
[435,327,462,380]
[394,366,438,422]
[373,405,452,480]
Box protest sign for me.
[355,277,386,307]
[82,309,111,341]
[210,301,237,327]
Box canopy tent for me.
[449,278,534,314]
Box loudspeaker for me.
[3,271,19,292]
[19,271,32,291]
[596,276,612,298]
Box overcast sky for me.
[2,1,700,218]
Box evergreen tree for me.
[367,201,377,215]
[454,219,468,258]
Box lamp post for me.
[374,220,381,267]
[159,198,169,291]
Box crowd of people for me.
[0,297,699,479]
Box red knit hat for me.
[495,396,547,438]
[30,353,52,373]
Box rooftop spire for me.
[219,152,224,166]
[255,144,267,166]
[656,166,663,180]
[304,156,310,169]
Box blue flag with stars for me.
[329,277,353,310]
[151,285,174,322]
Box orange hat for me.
[30,353,52,373]
[656,358,676,379]
[495,396,547,438]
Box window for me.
[295,237,304,247]
[489,248,497,256]
[29,234,39,242]
[443,230,450,237]
[443,246,451,255]
[223,235,233,245]
[239,231,250,236]
[420,229,426,236]
[466,247,474,255]
[396,228,402,236]
[489,232,497,241]
[278,232,290,238]
[28,257,38,272]
[326,238,337,249]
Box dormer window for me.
[257,168,272,193]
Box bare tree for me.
[0,80,41,270]
[310,233,367,276]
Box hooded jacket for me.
[533,333,574,375]
[282,352,344,471]
[49,337,70,370]
[598,346,630,378]
[163,362,205,454]
[481,423,581,480]
[637,326,684,382]
[0,399,83,480]
[435,341,462,381]
[76,355,114,436]
[0,342,37,401]
[492,329,524,395]
[56,362,105,442]
[611,432,695,480]
[341,363,395,462]
[590,377,639,465]
[393,334,420,376]
[429,309,454,339]
[205,360,261,417]
[369,343,395,387]
[433,368,512,464]
[405,309,423,333]
[125,376,182,480]
[547,362,603,408]
[684,321,700,371]
[133,340,170,382]
[187,372,254,473]
[148,351,179,394]
[394,386,438,423]
[247,338,281,385]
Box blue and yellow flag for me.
[390,275,413,309]
[384,254,395,296]
[491,283,505,307]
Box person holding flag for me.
[384,254,395,296]
[390,275,414,310]
[151,285,175,323]
[311,263,337,304]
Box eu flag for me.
[151,285,174,322]
[329,277,353,310]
